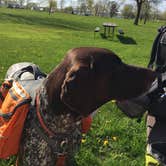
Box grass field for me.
[0,7,165,166]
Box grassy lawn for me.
[0,7,165,166]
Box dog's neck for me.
[37,87,81,133]
[36,72,81,133]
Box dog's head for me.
[60,47,156,116]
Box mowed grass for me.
[0,7,165,166]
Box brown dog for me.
[16,47,156,166]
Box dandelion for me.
[103,140,109,146]
[81,139,86,143]
[111,100,116,103]
[112,136,117,141]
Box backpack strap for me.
[0,81,32,119]
[0,80,13,107]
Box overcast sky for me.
[36,0,166,12]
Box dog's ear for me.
[60,63,95,116]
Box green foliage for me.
[26,2,38,9]
[160,10,166,20]
[0,7,164,165]
[121,4,135,19]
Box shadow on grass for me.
[100,33,115,40]
[100,33,107,39]
[0,12,91,31]
[117,35,137,45]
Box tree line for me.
[0,0,165,24]
[48,0,166,24]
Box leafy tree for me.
[26,2,38,9]
[94,0,111,17]
[48,0,57,15]
[134,0,144,25]
[3,0,9,5]
[109,1,119,17]
[64,6,74,14]
[161,10,166,20]
[60,0,65,10]
[121,4,135,19]
[134,0,162,25]
[18,0,25,6]
[150,4,161,20]
[140,1,151,24]
[94,1,100,16]
[87,0,94,12]
[80,2,87,14]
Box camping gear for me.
[0,62,46,159]
[0,81,31,159]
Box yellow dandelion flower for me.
[81,139,86,143]
[111,100,116,103]
[112,136,117,141]
[103,140,109,146]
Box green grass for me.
[0,7,165,166]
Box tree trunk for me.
[49,6,52,15]
[94,6,99,16]
[144,15,148,24]
[134,1,142,25]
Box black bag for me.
[116,94,150,118]
[148,26,166,71]
[147,73,166,120]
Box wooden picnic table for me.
[103,23,117,37]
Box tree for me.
[86,0,94,13]
[161,10,166,20]
[64,6,74,14]
[134,0,145,25]
[150,4,160,20]
[94,1,100,16]
[93,0,111,17]
[18,0,25,6]
[48,0,57,15]
[109,1,119,18]
[3,0,9,5]
[60,0,65,11]
[78,0,94,15]
[140,1,151,24]
[134,0,162,25]
[80,2,87,15]
[121,4,135,19]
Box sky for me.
[35,0,166,12]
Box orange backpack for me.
[0,80,31,159]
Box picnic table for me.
[103,23,117,37]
